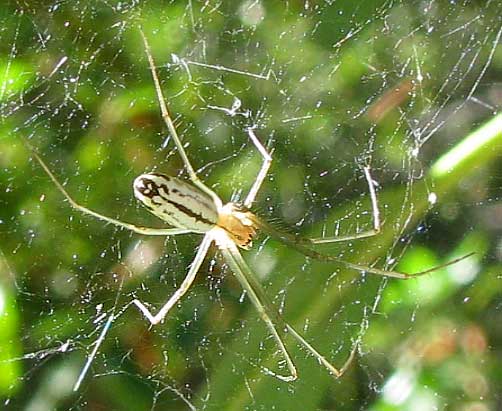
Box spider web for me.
[1,1,501,410]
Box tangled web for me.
[1,1,501,410]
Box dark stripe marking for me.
[138,177,215,226]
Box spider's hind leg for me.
[243,127,273,209]
[139,28,221,206]
[132,233,213,325]
[20,135,189,236]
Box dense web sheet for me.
[1,1,501,410]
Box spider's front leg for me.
[216,228,357,380]
[310,166,382,244]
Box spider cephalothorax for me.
[217,203,257,249]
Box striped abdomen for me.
[133,173,218,232]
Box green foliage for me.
[1,1,501,410]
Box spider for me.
[22,29,472,382]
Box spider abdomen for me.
[133,173,218,232]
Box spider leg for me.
[22,137,190,236]
[309,251,476,279]
[218,241,297,381]
[217,228,352,380]
[243,127,272,209]
[133,232,213,325]
[139,29,222,207]
[251,214,475,279]
[310,166,382,244]
[285,324,358,378]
